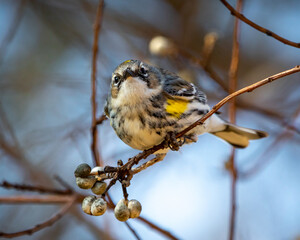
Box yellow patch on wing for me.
[123,60,132,64]
[165,98,189,118]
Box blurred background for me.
[0,0,300,239]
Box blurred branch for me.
[124,222,141,240]
[220,0,300,48]
[227,1,242,239]
[137,217,179,240]
[0,196,76,238]
[241,105,300,179]
[0,181,72,195]
[0,195,78,204]
[0,0,27,66]
[91,0,104,167]
[179,47,228,92]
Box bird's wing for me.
[161,69,207,104]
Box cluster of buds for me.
[74,163,142,221]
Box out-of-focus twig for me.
[0,181,72,195]
[91,0,104,167]
[227,1,242,239]
[124,222,141,240]
[0,196,76,238]
[220,0,300,48]
[0,0,27,67]
[137,217,179,240]
[0,195,78,204]
[179,48,229,92]
[241,106,300,179]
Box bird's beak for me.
[124,68,136,79]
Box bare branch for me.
[220,0,300,48]
[137,216,179,240]
[177,66,300,138]
[0,195,78,204]
[91,0,104,167]
[227,1,242,239]
[0,181,72,195]
[241,105,300,178]
[0,0,27,66]
[124,222,142,240]
[0,196,76,238]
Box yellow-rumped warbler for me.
[104,60,267,153]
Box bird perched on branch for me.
[104,60,267,154]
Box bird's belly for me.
[111,117,166,150]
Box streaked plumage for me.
[105,60,267,152]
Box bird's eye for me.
[113,75,121,85]
[139,65,148,77]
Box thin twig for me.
[179,48,228,92]
[0,196,76,238]
[220,0,300,48]
[0,195,78,204]
[241,105,300,179]
[227,1,242,239]
[177,66,300,138]
[0,181,72,195]
[91,0,104,167]
[0,0,27,66]
[124,222,142,240]
[96,114,108,125]
[132,155,164,174]
[137,217,179,240]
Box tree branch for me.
[220,0,300,48]
[0,195,78,204]
[137,216,179,240]
[91,0,104,166]
[0,196,76,238]
[227,1,242,239]
[0,181,72,195]
[177,66,300,138]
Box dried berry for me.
[91,198,107,216]
[128,199,142,218]
[114,199,130,222]
[82,195,96,215]
[76,176,96,189]
[91,181,107,195]
[74,163,91,178]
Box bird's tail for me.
[209,115,268,148]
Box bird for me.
[104,59,267,156]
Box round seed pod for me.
[114,199,130,222]
[128,199,142,218]
[149,36,177,56]
[76,176,96,189]
[82,195,97,215]
[91,198,107,216]
[74,163,91,178]
[91,181,107,195]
